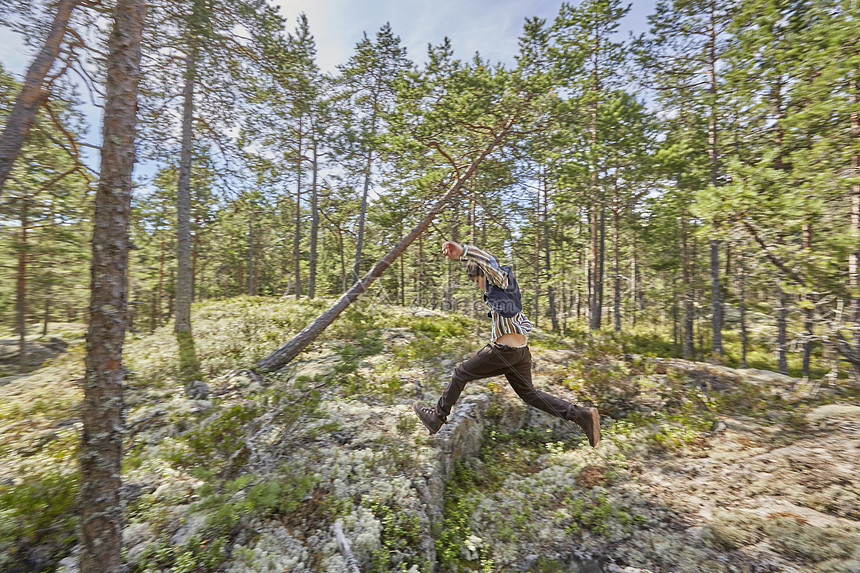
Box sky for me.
[0,0,658,171]
[272,0,657,72]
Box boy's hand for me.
[442,241,463,260]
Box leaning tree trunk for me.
[175,46,196,335]
[255,116,518,372]
[0,0,79,195]
[80,0,143,571]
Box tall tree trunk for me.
[597,206,606,327]
[175,47,196,335]
[672,270,679,348]
[400,238,406,306]
[469,185,477,243]
[589,205,599,329]
[0,0,79,194]
[850,75,860,351]
[583,241,589,322]
[776,281,789,375]
[739,251,748,368]
[707,1,723,356]
[294,123,303,298]
[43,288,51,336]
[710,240,723,355]
[308,138,319,299]
[588,19,602,331]
[80,1,143,570]
[156,234,165,328]
[533,182,540,327]
[353,151,372,286]
[192,210,199,302]
[16,200,28,372]
[682,204,695,359]
[802,222,813,377]
[417,231,424,305]
[248,213,256,296]
[255,116,517,372]
[338,226,346,292]
[613,181,621,333]
[543,174,559,331]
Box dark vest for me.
[485,264,523,318]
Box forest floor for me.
[0,296,858,573]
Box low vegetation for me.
[0,296,857,572]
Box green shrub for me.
[0,470,79,571]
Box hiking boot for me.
[569,406,601,447]
[413,402,446,435]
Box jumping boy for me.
[412,241,601,447]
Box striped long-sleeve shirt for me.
[459,244,533,342]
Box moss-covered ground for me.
[1,296,857,572]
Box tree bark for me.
[80,0,143,571]
[776,281,788,375]
[0,0,79,195]
[710,239,723,355]
[175,47,196,335]
[850,76,860,350]
[352,82,380,286]
[588,18,602,331]
[156,234,165,327]
[613,180,621,333]
[533,180,540,327]
[294,122,303,298]
[255,116,517,372]
[739,251,748,368]
[43,288,51,337]
[543,173,559,331]
[16,200,28,372]
[802,222,813,377]
[682,204,695,359]
[598,206,605,326]
[308,138,319,298]
[707,0,724,357]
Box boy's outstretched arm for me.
[441,241,508,288]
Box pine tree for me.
[552,0,631,331]
[641,0,734,355]
[79,0,143,570]
[335,24,410,285]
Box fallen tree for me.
[253,113,520,373]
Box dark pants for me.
[437,343,577,420]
